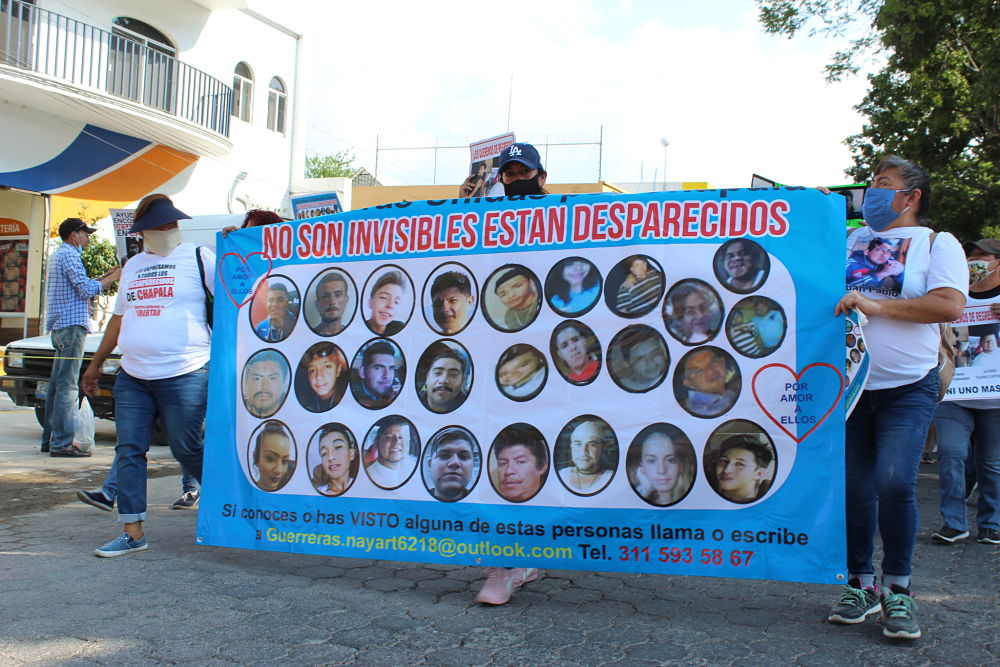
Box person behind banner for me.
[250,421,296,492]
[496,344,547,400]
[675,348,739,418]
[556,418,616,496]
[929,238,1000,549]
[417,343,471,414]
[242,349,290,418]
[829,155,967,639]
[310,424,357,497]
[546,257,602,316]
[715,238,768,293]
[628,424,696,507]
[664,281,723,345]
[706,435,774,504]
[551,321,601,385]
[472,143,553,607]
[310,270,353,336]
[295,342,348,412]
[364,416,419,490]
[351,340,403,409]
[424,427,479,502]
[365,269,408,336]
[846,236,905,292]
[430,270,476,334]
[254,281,299,343]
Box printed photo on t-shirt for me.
[845,235,911,297]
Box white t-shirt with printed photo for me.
[113,243,215,380]
[845,225,967,390]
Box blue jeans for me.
[114,366,207,522]
[845,369,939,577]
[101,454,199,500]
[40,325,87,452]
[933,401,1000,532]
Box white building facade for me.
[0,0,304,339]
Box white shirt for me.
[845,226,967,390]
[366,455,416,489]
[112,243,215,380]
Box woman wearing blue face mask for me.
[828,156,968,640]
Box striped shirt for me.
[45,242,102,332]
[616,271,663,314]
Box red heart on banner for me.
[217,252,272,308]
[751,363,844,444]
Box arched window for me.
[267,76,286,133]
[232,62,253,122]
[107,17,175,112]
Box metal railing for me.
[0,0,231,137]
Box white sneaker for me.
[475,567,540,605]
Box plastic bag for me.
[73,398,96,452]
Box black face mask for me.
[504,175,542,196]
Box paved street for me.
[0,402,998,665]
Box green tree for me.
[81,237,118,330]
[757,0,1000,239]
[305,150,358,178]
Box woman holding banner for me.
[829,156,967,640]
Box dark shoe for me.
[172,490,200,510]
[977,528,1000,545]
[40,443,50,453]
[76,489,114,512]
[50,444,92,458]
[920,452,936,465]
[828,578,880,624]
[930,526,969,544]
[881,585,920,639]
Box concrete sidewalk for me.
[0,469,998,666]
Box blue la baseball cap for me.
[499,142,544,172]
[129,197,191,233]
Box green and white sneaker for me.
[828,579,880,624]
[881,585,921,639]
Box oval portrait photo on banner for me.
[626,423,697,507]
[481,263,542,332]
[544,256,602,317]
[304,267,357,337]
[553,415,618,497]
[423,262,479,336]
[361,264,414,336]
[247,420,296,493]
[307,422,358,497]
[249,274,301,343]
[421,426,482,503]
[489,423,549,503]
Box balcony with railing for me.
[0,0,232,154]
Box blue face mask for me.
[862,187,910,232]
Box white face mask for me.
[142,227,182,256]
[968,259,998,285]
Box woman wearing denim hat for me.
[827,156,967,639]
[82,193,213,559]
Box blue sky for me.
[276,0,878,189]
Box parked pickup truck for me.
[1,213,242,432]
[2,334,119,426]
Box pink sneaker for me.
[475,567,540,605]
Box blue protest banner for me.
[196,188,847,584]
